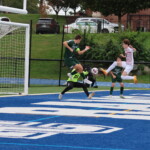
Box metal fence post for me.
[58,25,65,86]
[28,20,32,87]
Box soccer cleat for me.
[83,78,92,85]
[100,68,107,76]
[67,73,73,80]
[88,92,95,99]
[133,76,138,84]
[120,95,125,99]
[58,94,63,100]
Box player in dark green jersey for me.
[58,69,95,100]
[63,35,92,85]
[109,57,125,99]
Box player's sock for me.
[121,75,134,80]
[106,62,117,73]
[120,87,124,95]
[110,87,114,95]
[83,86,89,97]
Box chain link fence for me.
[28,20,150,88]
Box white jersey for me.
[125,47,134,66]
[106,61,126,73]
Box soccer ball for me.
[91,67,98,75]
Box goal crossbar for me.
[0,6,27,14]
[0,0,27,14]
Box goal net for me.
[0,21,30,95]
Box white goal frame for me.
[0,0,27,14]
[0,21,30,95]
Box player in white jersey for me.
[101,39,138,84]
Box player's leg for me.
[110,82,115,97]
[120,82,125,99]
[65,59,78,79]
[74,64,92,84]
[74,82,94,99]
[100,62,117,76]
[59,82,74,99]
[121,66,137,84]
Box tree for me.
[61,0,70,17]
[27,0,39,14]
[69,0,81,16]
[39,0,50,17]
[81,0,150,31]
[47,0,64,20]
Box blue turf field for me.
[0,90,150,150]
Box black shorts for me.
[111,76,122,83]
[64,58,80,68]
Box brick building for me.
[91,9,150,31]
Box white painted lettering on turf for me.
[0,120,122,139]
[0,95,150,120]
[0,106,150,120]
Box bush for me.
[78,32,150,62]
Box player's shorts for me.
[112,75,122,83]
[64,58,80,68]
[124,65,133,75]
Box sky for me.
[48,6,81,16]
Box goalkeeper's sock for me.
[80,72,85,79]
[110,87,114,95]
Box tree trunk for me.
[118,14,122,32]
[56,12,59,20]
[39,0,44,14]
[73,8,76,16]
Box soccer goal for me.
[0,0,27,14]
[0,21,30,95]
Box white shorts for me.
[124,65,133,75]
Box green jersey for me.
[111,66,123,83]
[64,40,80,59]
[67,70,88,82]
[112,66,123,76]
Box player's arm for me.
[110,71,116,79]
[77,46,90,55]
[129,45,136,52]
[120,54,126,58]
[63,41,73,52]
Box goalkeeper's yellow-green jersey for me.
[67,70,88,82]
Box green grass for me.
[28,86,150,94]
[0,86,149,96]
[0,13,67,33]
[30,33,150,83]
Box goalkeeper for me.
[58,69,95,100]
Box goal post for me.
[0,21,30,95]
[0,0,27,14]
